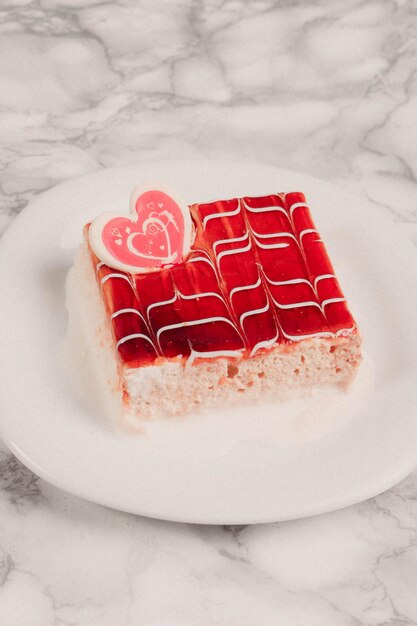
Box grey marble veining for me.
[1,0,417,623]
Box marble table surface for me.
[1,0,417,624]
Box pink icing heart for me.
[89,189,192,273]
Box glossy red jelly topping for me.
[87,193,356,368]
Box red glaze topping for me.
[87,193,356,368]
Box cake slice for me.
[68,191,361,427]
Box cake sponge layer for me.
[123,334,361,425]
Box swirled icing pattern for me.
[87,192,357,367]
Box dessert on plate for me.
[67,186,362,428]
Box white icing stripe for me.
[146,289,227,320]
[253,238,290,250]
[242,198,288,218]
[336,326,356,336]
[270,295,322,311]
[146,293,178,318]
[280,329,335,341]
[265,276,313,288]
[229,276,262,300]
[289,202,308,218]
[314,274,336,289]
[322,297,346,308]
[111,308,147,324]
[202,204,241,228]
[96,261,105,273]
[279,323,355,342]
[116,333,157,350]
[101,273,132,287]
[239,299,270,326]
[147,288,227,319]
[251,229,298,243]
[188,255,217,270]
[299,228,319,241]
[186,348,244,368]
[213,231,249,255]
[216,239,252,265]
[249,330,280,357]
[156,316,239,346]
[269,292,346,315]
[265,273,342,302]
[190,247,211,257]
[179,290,225,304]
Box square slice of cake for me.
[68,191,361,427]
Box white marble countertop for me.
[1,0,417,624]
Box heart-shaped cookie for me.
[89,187,192,273]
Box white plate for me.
[1,160,417,525]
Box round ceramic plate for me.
[1,160,417,525]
